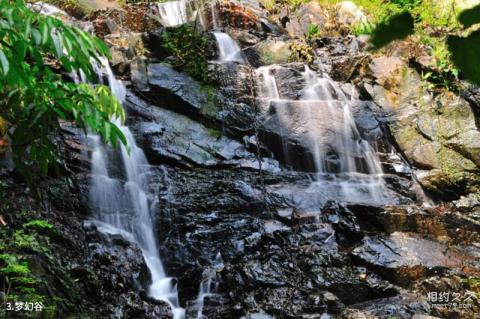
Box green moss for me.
[207,128,222,139]
[200,84,220,120]
[0,217,87,319]
[23,219,54,230]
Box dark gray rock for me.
[351,232,478,285]
[131,56,149,91]
[340,293,432,319]
[145,63,216,118]
[125,91,277,171]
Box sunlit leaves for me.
[366,2,480,86]
[369,11,415,49]
[458,4,480,28]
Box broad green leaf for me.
[0,0,127,181]
[0,50,9,75]
[447,30,480,85]
[369,11,415,49]
[458,4,480,29]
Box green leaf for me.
[0,50,9,75]
[369,11,415,49]
[458,4,480,29]
[31,28,42,45]
[447,30,480,85]
[0,0,128,181]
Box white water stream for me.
[257,65,394,206]
[157,0,191,27]
[213,32,245,63]
[88,59,185,319]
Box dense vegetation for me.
[0,0,125,181]
[161,23,211,82]
[339,0,480,86]
[365,1,480,85]
[261,0,480,87]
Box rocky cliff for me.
[1,1,480,319]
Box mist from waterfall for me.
[88,58,185,319]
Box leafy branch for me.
[0,0,126,180]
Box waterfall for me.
[300,67,383,174]
[256,65,393,205]
[195,269,216,319]
[194,253,223,319]
[210,1,220,29]
[157,0,190,27]
[213,32,245,63]
[89,59,185,319]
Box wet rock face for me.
[30,2,480,319]
[149,166,419,317]
[0,174,173,319]
[351,232,477,285]
[348,204,480,245]
[144,63,216,118]
[125,91,273,170]
[82,225,174,318]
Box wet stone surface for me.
[17,1,480,318]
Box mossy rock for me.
[367,57,480,198]
[244,40,292,67]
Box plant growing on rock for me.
[306,23,322,39]
[161,23,210,82]
[0,219,60,318]
[289,41,314,65]
[0,0,126,181]
[368,1,480,86]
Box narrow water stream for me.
[88,59,185,319]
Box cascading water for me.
[88,59,185,319]
[157,0,190,27]
[213,32,245,63]
[300,68,383,174]
[194,252,223,319]
[194,269,217,319]
[256,65,395,206]
[210,1,219,29]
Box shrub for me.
[161,23,210,82]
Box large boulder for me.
[283,2,327,38]
[124,92,278,171]
[364,57,480,199]
[243,39,293,67]
[143,63,219,121]
[351,232,478,285]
